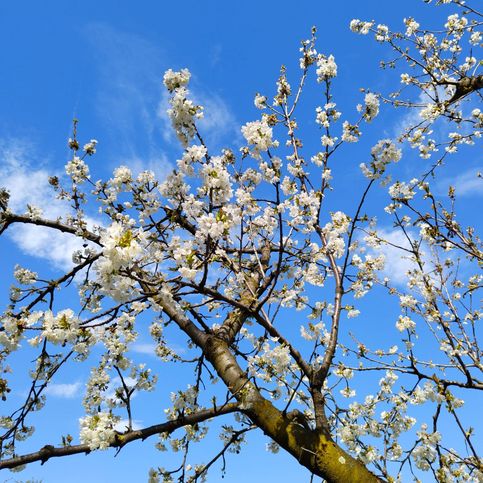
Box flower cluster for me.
[395,315,416,332]
[95,222,145,301]
[164,69,203,146]
[315,103,341,128]
[350,19,374,35]
[241,120,278,157]
[360,139,402,179]
[322,211,351,258]
[357,93,379,122]
[200,156,233,204]
[316,54,337,81]
[83,139,98,155]
[79,412,119,450]
[388,179,417,201]
[249,341,292,382]
[65,156,90,183]
[42,309,80,344]
[163,68,191,92]
[13,265,37,285]
[404,17,420,36]
[165,385,199,420]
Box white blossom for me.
[163,68,191,92]
[65,156,89,183]
[79,412,119,450]
[254,93,267,109]
[396,315,416,332]
[13,265,37,285]
[350,19,374,35]
[404,17,420,36]
[316,54,337,81]
[357,93,379,122]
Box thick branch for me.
[0,213,101,244]
[0,404,239,470]
[203,336,383,483]
[215,240,272,344]
[445,75,483,105]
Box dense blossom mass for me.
[0,1,481,482]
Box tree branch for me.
[0,403,240,470]
[0,213,101,244]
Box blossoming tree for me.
[0,1,481,481]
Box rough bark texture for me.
[204,336,383,483]
[447,74,483,104]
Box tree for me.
[0,0,481,481]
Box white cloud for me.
[85,23,176,176]
[0,138,99,271]
[105,376,137,404]
[10,224,88,270]
[367,227,417,286]
[367,226,450,288]
[0,139,57,214]
[438,169,482,197]
[131,343,157,356]
[114,418,143,432]
[158,85,239,149]
[85,23,164,157]
[392,91,431,139]
[45,381,82,398]
[131,339,186,356]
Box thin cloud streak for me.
[437,169,483,197]
[86,23,239,170]
[85,22,165,160]
[158,86,240,150]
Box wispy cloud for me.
[392,91,429,140]
[85,23,166,162]
[85,23,179,178]
[437,169,483,197]
[45,381,82,399]
[197,91,240,147]
[209,44,223,67]
[158,84,240,150]
[86,23,238,165]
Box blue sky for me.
[0,1,481,482]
